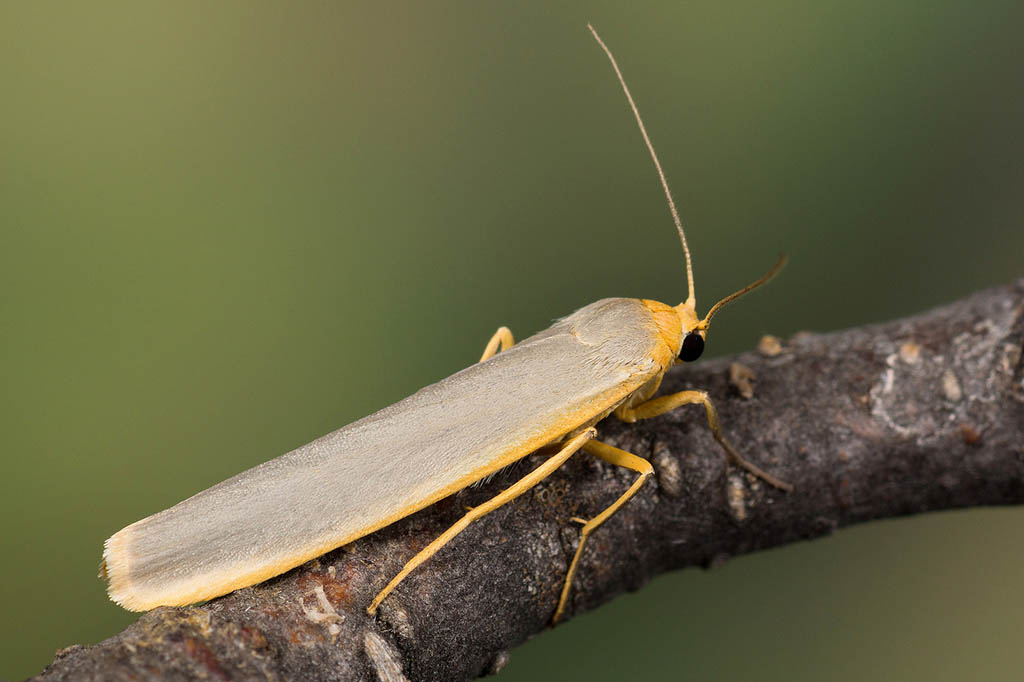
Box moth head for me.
[674,255,786,364]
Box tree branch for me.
[33,281,1024,682]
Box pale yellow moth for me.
[101,25,790,624]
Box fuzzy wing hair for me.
[103,298,665,610]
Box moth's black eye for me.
[679,332,705,362]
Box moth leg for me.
[617,390,792,491]
[367,427,596,616]
[554,439,652,624]
[479,326,515,362]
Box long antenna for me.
[588,23,695,306]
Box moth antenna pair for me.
[588,23,783,321]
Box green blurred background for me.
[3,2,1022,679]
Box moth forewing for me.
[102,298,671,611]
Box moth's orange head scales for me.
[674,299,706,363]
[641,298,710,370]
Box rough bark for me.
[32,280,1024,682]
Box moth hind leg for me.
[553,439,653,624]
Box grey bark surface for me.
[32,281,1024,682]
